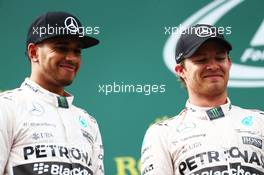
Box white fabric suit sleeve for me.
[93,123,104,175]
[141,124,173,175]
[0,100,13,175]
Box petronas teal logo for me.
[241,116,253,126]
[79,117,88,128]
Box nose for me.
[206,58,219,71]
[65,49,81,61]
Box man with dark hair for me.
[0,12,104,175]
[141,24,264,175]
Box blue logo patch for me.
[79,117,88,128]
[241,116,253,126]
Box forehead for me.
[194,39,228,54]
[41,37,82,48]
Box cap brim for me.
[31,34,100,49]
[80,35,99,48]
[184,37,232,58]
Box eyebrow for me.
[195,49,227,55]
[52,41,82,48]
[215,51,228,55]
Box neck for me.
[188,91,228,107]
[29,76,67,96]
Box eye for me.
[193,57,207,64]
[215,54,227,61]
[73,48,81,56]
[54,46,69,53]
[53,46,81,56]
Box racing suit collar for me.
[21,78,74,108]
[185,98,232,120]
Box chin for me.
[58,79,74,87]
[207,84,225,94]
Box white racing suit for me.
[0,78,104,175]
[141,99,264,175]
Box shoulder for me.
[152,116,179,127]
[0,88,25,124]
[71,105,100,127]
[151,108,188,128]
[145,113,183,136]
[0,88,26,106]
[232,105,264,116]
[231,105,264,122]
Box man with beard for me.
[0,12,104,175]
[141,24,264,175]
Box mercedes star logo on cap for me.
[195,26,214,37]
[64,16,79,33]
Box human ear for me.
[27,43,39,62]
[175,64,185,78]
[228,57,232,67]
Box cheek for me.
[220,64,230,77]
[226,63,231,72]
[48,53,63,65]
[188,69,200,80]
[76,58,82,71]
[78,58,82,66]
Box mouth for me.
[203,74,223,78]
[59,63,77,72]
[202,73,224,80]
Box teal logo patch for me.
[79,117,88,128]
[242,116,253,126]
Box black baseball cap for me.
[26,11,99,49]
[175,24,232,64]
